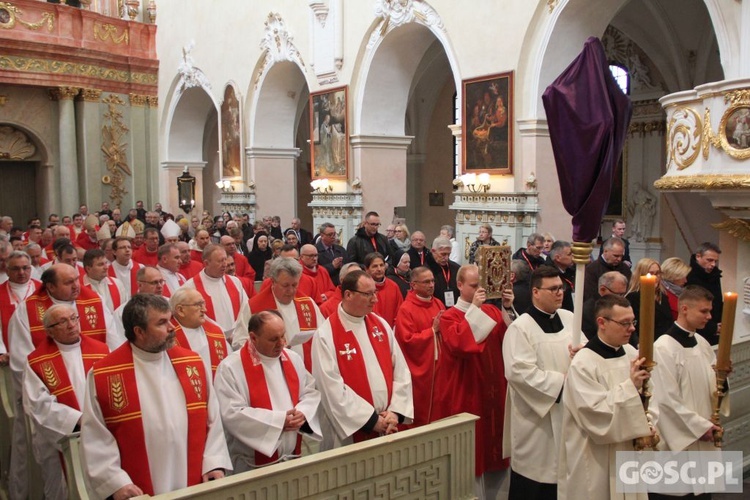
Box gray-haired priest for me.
[214,310,322,472]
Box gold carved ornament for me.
[0,2,54,32]
[712,219,750,243]
[0,125,36,160]
[94,22,129,45]
[665,107,701,170]
[702,90,750,161]
[653,174,750,191]
[100,94,131,208]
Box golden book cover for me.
[476,245,512,299]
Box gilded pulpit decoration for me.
[712,219,750,242]
[221,85,242,178]
[654,174,750,191]
[666,107,702,170]
[475,246,512,300]
[255,13,306,89]
[101,94,131,208]
[0,125,35,160]
[702,90,750,161]
[0,2,54,32]
[94,23,129,45]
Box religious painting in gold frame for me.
[462,72,513,174]
[720,105,750,160]
[475,245,512,299]
[310,86,348,180]
[221,84,242,179]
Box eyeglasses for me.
[8,266,31,272]
[138,279,166,286]
[182,301,206,309]
[602,285,626,297]
[413,279,435,284]
[301,254,318,258]
[322,232,336,238]
[537,285,565,293]
[350,289,377,299]
[603,317,637,328]
[48,314,79,329]
[367,222,381,227]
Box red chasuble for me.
[108,261,142,298]
[193,273,241,324]
[25,287,107,347]
[75,232,99,251]
[249,288,318,371]
[190,249,204,263]
[435,304,508,476]
[0,280,40,349]
[239,342,301,465]
[301,265,336,305]
[92,343,209,496]
[319,288,341,319]
[393,291,445,427]
[132,246,158,267]
[329,308,393,443]
[179,259,204,280]
[372,278,403,328]
[28,336,109,410]
[171,319,228,379]
[233,253,256,282]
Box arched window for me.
[609,64,630,95]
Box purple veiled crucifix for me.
[542,36,632,346]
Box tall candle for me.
[717,292,738,372]
[639,273,657,363]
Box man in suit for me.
[315,223,349,286]
[285,218,314,246]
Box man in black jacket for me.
[583,237,632,301]
[512,233,546,270]
[346,211,392,264]
[542,241,575,312]
[427,237,460,307]
[316,222,349,285]
[686,242,723,345]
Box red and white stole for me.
[159,269,186,299]
[28,336,109,410]
[26,287,107,347]
[108,261,141,297]
[81,275,122,310]
[0,279,39,348]
[293,297,317,371]
[193,272,240,321]
[239,342,301,466]
[92,343,208,496]
[171,319,228,379]
[329,308,393,442]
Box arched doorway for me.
[0,124,50,221]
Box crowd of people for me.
[0,205,730,499]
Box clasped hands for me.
[373,410,399,435]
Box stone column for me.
[75,88,103,207]
[50,86,80,216]
[146,95,160,205]
[246,147,301,225]
[349,134,413,223]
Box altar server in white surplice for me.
[156,243,186,297]
[81,294,231,499]
[182,244,251,348]
[651,285,727,451]
[108,236,143,300]
[502,266,575,500]
[23,304,110,500]
[214,310,322,472]
[558,295,655,500]
[313,269,413,450]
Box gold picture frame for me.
[310,86,349,180]
[719,104,750,160]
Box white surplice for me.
[183,271,251,348]
[82,275,127,313]
[501,309,573,484]
[109,260,137,301]
[81,345,232,498]
[312,305,413,450]
[558,342,653,500]
[178,318,231,377]
[234,295,324,360]
[0,280,37,354]
[214,347,322,472]
[157,265,185,295]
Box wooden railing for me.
[61,413,479,499]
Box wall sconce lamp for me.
[350,177,362,192]
[177,166,196,214]
[459,173,491,193]
[311,178,333,193]
[215,179,235,192]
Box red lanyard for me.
[441,265,450,284]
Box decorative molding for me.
[78,88,102,102]
[245,147,301,159]
[654,174,750,191]
[349,134,414,150]
[0,125,35,160]
[665,107,701,169]
[255,13,306,90]
[94,22,129,45]
[628,120,665,137]
[176,41,211,98]
[602,26,664,92]
[368,0,445,49]
[219,191,256,216]
[309,1,329,27]
[48,86,80,101]
[101,94,131,208]
[0,94,6,106]
[129,93,148,107]
[146,95,158,107]
[0,2,54,32]
[632,99,664,117]
[2,55,157,86]
[712,219,750,242]
[547,0,559,12]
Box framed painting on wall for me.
[221,85,242,179]
[462,72,513,174]
[310,86,348,180]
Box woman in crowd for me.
[389,224,411,256]
[542,232,556,257]
[248,231,273,281]
[468,223,500,264]
[626,257,673,347]
[284,228,300,249]
[660,256,691,320]
[387,252,412,298]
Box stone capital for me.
[129,93,148,107]
[49,86,81,101]
[78,89,103,102]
